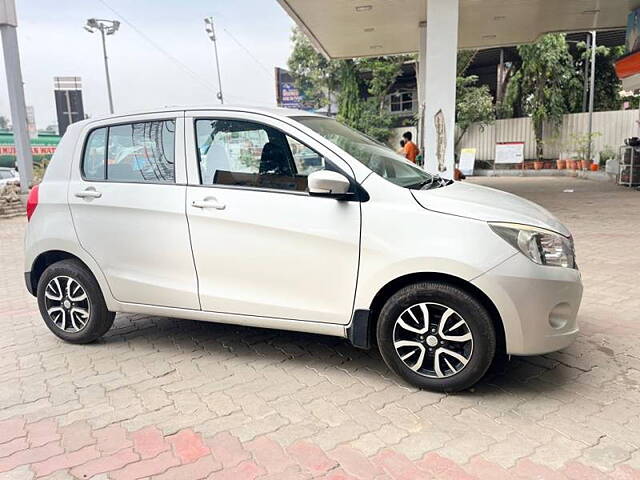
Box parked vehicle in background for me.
[23,106,583,392]
[0,167,19,187]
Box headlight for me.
[489,223,576,269]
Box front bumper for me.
[472,253,583,356]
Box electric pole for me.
[204,17,224,104]
[85,18,120,114]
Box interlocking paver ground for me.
[1,177,639,479]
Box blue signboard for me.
[280,82,302,109]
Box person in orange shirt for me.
[402,131,420,163]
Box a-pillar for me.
[420,0,459,178]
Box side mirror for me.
[308,170,352,198]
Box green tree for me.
[455,75,495,150]
[508,34,581,160]
[287,28,342,112]
[287,28,409,142]
[575,43,624,112]
[454,50,495,150]
[339,56,407,142]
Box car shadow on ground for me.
[97,313,569,397]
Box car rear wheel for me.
[377,281,495,392]
[37,259,115,344]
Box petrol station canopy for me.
[277,0,634,59]
[277,0,638,179]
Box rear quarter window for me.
[81,120,176,184]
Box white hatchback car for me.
[24,106,582,391]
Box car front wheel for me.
[377,281,496,392]
[37,259,115,344]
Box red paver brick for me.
[245,435,296,474]
[26,419,59,448]
[130,426,170,459]
[373,449,430,479]
[167,429,210,464]
[110,450,180,480]
[417,452,461,477]
[206,432,251,468]
[0,441,64,473]
[70,447,139,479]
[562,461,609,480]
[208,460,266,480]
[94,424,132,454]
[0,418,26,445]
[610,465,640,480]
[31,444,100,477]
[328,445,383,480]
[513,458,568,479]
[322,468,359,480]
[154,454,222,480]
[59,421,95,452]
[259,465,313,480]
[0,437,28,458]
[288,440,337,474]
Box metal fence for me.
[451,110,640,161]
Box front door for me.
[67,113,199,309]
[185,113,360,324]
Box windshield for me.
[295,116,436,189]
[0,170,14,180]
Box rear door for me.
[68,112,199,309]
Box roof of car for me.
[78,105,323,126]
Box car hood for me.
[411,181,571,237]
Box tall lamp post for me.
[204,17,224,104]
[84,18,120,114]
[1,0,33,193]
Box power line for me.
[96,0,218,96]
[94,0,277,106]
[204,8,274,78]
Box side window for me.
[107,121,175,183]
[287,136,325,176]
[195,119,324,192]
[83,128,107,181]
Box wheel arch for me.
[367,272,506,354]
[28,251,96,298]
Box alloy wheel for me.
[44,276,91,333]
[393,302,473,378]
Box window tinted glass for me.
[287,136,325,176]
[107,120,175,183]
[83,128,107,181]
[195,119,323,192]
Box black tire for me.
[376,281,496,392]
[37,259,115,344]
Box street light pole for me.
[204,17,224,104]
[1,0,33,193]
[587,31,597,165]
[85,18,120,114]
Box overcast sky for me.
[0,0,294,129]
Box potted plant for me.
[599,146,616,169]
[533,160,544,170]
[570,132,602,170]
[547,135,567,169]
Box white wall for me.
[453,110,640,161]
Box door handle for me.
[75,189,102,199]
[191,197,226,210]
